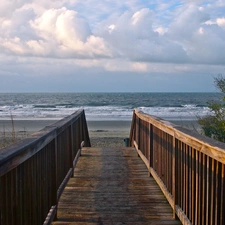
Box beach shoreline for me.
[0,119,201,149]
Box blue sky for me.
[0,0,225,92]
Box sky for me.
[0,0,225,92]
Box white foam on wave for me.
[140,106,211,120]
[83,106,133,121]
[0,104,211,121]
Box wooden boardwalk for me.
[52,147,181,225]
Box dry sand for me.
[0,119,200,149]
[89,131,130,147]
[0,120,131,149]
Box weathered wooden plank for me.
[53,222,182,225]
[52,147,181,225]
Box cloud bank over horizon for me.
[0,0,225,92]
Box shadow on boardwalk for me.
[52,147,181,225]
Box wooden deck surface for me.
[52,147,181,225]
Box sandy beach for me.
[87,120,131,147]
[0,119,131,149]
[0,118,201,149]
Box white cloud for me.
[31,8,91,43]
[103,60,148,72]
[217,17,225,28]
[155,27,168,35]
[167,4,225,64]
[168,5,210,40]
[132,8,152,25]
[0,0,225,92]
[198,27,204,34]
[0,6,113,58]
[0,0,31,18]
[0,1,224,64]
[100,7,188,63]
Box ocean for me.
[0,92,221,122]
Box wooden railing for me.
[0,109,91,225]
[129,109,225,225]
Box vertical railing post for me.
[69,125,73,172]
[134,113,136,146]
[172,135,176,218]
[70,124,74,177]
[133,112,137,146]
[72,123,75,156]
[149,124,153,169]
[83,113,86,145]
[53,137,58,221]
[138,117,140,149]
[129,110,136,147]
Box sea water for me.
[0,92,221,121]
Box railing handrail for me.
[0,109,87,177]
[0,109,91,225]
[130,108,225,163]
[129,108,225,225]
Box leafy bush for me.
[198,75,225,142]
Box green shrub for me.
[198,75,225,142]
